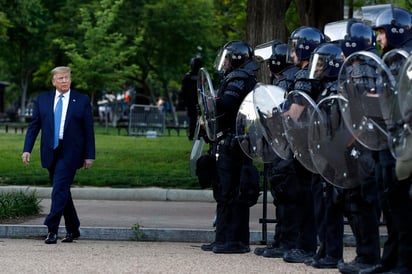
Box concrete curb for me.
[0,224,366,246]
[0,186,273,203]
[0,186,215,202]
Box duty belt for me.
[216,129,232,141]
[217,132,237,147]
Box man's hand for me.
[84,159,94,169]
[22,152,31,165]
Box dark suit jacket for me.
[23,90,95,170]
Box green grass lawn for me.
[0,125,202,189]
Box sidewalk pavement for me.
[0,186,383,245]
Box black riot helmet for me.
[308,43,344,80]
[342,21,376,57]
[214,40,254,73]
[268,42,291,74]
[287,26,326,63]
[373,7,412,49]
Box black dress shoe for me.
[61,230,80,243]
[311,256,341,269]
[263,246,289,258]
[45,232,57,244]
[283,249,315,263]
[201,242,222,251]
[212,242,250,254]
[338,259,377,274]
[359,264,392,274]
[254,247,266,256]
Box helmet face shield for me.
[286,38,298,64]
[268,43,292,74]
[324,20,351,42]
[214,48,229,73]
[255,40,277,62]
[308,53,325,79]
[309,43,343,79]
[288,26,325,63]
[214,40,254,73]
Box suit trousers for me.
[44,143,79,234]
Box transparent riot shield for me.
[236,91,277,163]
[252,83,291,160]
[396,53,412,130]
[381,49,411,160]
[391,53,412,161]
[324,20,351,42]
[197,68,217,142]
[282,90,319,173]
[338,50,396,151]
[309,95,368,188]
[254,40,277,62]
[189,117,205,177]
[382,48,410,81]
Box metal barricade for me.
[128,104,165,136]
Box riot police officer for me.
[360,6,412,274]
[327,19,382,274]
[280,26,325,264]
[254,40,302,258]
[201,40,259,254]
[306,42,345,269]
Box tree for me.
[246,0,344,48]
[137,0,220,101]
[53,0,138,103]
[245,0,344,83]
[0,0,50,117]
[0,11,11,41]
[213,0,248,42]
[246,0,292,46]
[294,0,344,30]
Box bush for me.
[0,190,42,220]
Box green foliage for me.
[138,0,221,97]
[53,0,136,97]
[285,1,300,34]
[0,190,41,220]
[0,0,53,117]
[0,127,199,189]
[213,0,247,42]
[0,0,226,113]
[130,223,148,241]
[0,11,11,41]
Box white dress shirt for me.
[54,90,70,140]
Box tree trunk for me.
[246,0,292,83]
[246,0,344,83]
[246,0,292,47]
[294,0,344,30]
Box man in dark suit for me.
[22,66,95,244]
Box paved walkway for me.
[1,238,358,273]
